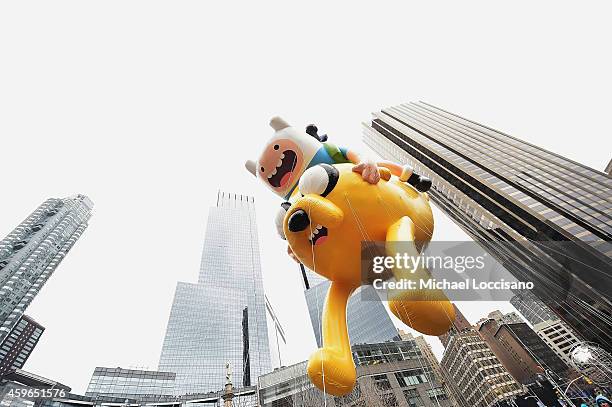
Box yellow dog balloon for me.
[283,163,455,396]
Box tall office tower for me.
[85,367,176,399]
[510,291,559,326]
[159,192,271,395]
[0,315,44,378]
[478,317,569,384]
[0,195,93,345]
[605,158,612,176]
[533,319,582,367]
[363,102,612,352]
[302,267,400,347]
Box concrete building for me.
[158,192,271,394]
[440,329,523,407]
[258,338,453,407]
[533,319,582,367]
[85,367,176,399]
[302,265,400,347]
[0,195,93,345]
[478,319,569,384]
[438,303,472,348]
[0,314,44,378]
[363,101,612,353]
[437,306,524,406]
[400,330,460,407]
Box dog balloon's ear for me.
[245,160,257,177]
[306,124,328,142]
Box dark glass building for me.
[158,192,271,395]
[0,314,43,378]
[363,102,612,352]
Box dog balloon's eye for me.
[298,164,339,197]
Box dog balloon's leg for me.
[385,216,456,336]
[307,281,356,396]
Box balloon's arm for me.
[385,216,431,282]
[345,150,414,182]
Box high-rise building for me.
[510,291,559,326]
[478,318,569,384]
[0,195,93,345]
[440,329,524,407]
[302,267,400,347]
[0,315,44,378]
[605,158,612,176]
[363,102,612,352]
[532,319,582,367]
[437,306,524,407]
[158,192,271,395]
[85,367,176,399]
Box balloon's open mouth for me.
[268,150,297,188]
[309,225,328,246]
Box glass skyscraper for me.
[158,192,271,395]
[363,102,612,353]
[301,267,401,347]
[0,195,93,346]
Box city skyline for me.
[5,120,607,393]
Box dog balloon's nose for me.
[415,176,432,192]
[288,210,310,232]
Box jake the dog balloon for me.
[283,163,455,396]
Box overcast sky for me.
[1,0,610,395]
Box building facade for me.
[85,367,176,399]
[363,102,612,353]
[509,291,559,326]
[258,338,453,407]
[440,329,523,407]
[532,319,582,367]
[158,192,271,395]
[0,314,44,378]
[303,267,400,347]
[0,195,93,345]
[478,319,569,384]
[401,331,461,407]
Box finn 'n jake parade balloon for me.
[283,163,456,396]
[245,117,434,239]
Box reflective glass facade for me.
[0,195,93,346]
[85,367,175,399]
[158,192,271,395]
[363,102,612,353]
[303,272,401,347]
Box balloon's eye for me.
[298,164,339,197]
[274,144,280,150]
[261,167,265,172]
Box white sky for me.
[1,0,610,395]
